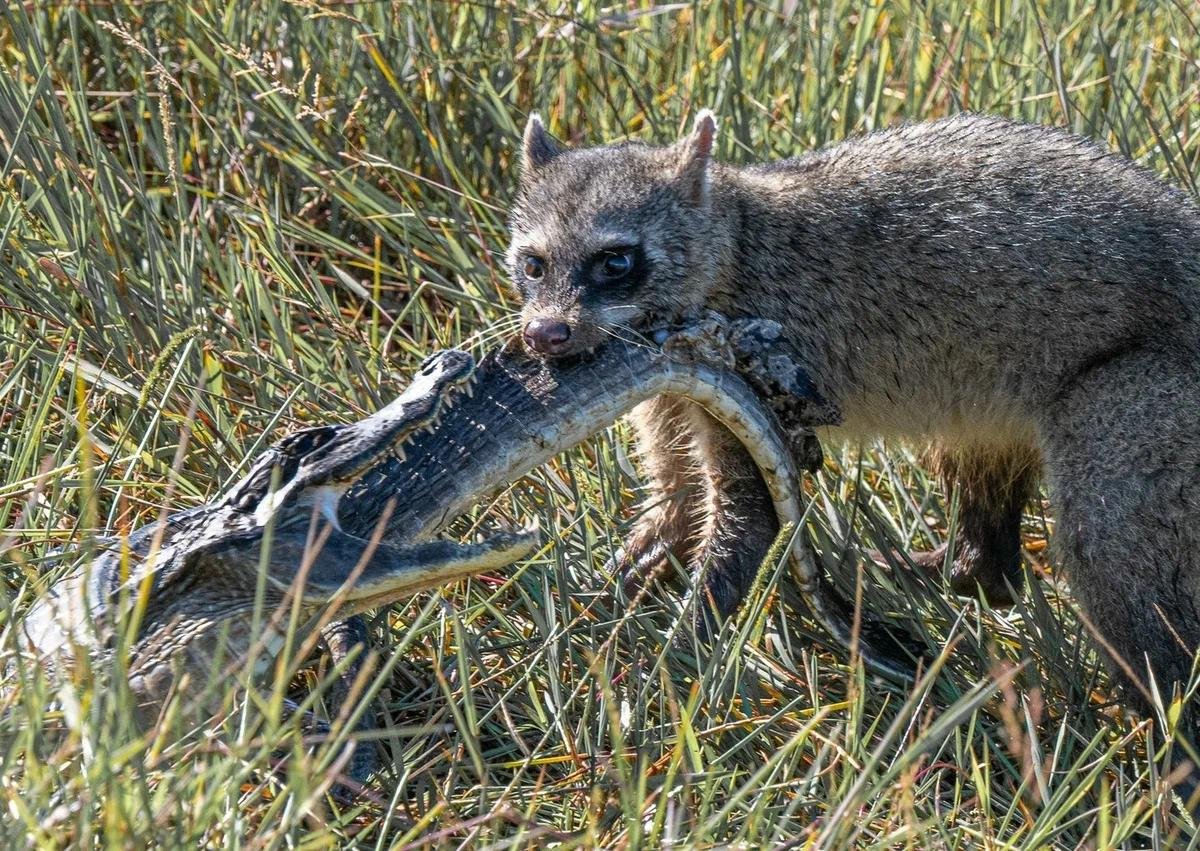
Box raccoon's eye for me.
[522,255,545,280]
[597,249,635,279]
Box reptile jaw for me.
[368,369,475,474]
[322,352,477,490]
[331,379,469,488]
[349,525,539,610]
[291,522,541,612]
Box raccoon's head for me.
[507,111,721,358]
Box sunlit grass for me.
[3,0,1200,845]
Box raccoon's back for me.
[757,114,1200,274]
[728,114,1200,431]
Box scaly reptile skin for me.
[22,351,538,717]
[348,320,916,681]
[21,319,913,798]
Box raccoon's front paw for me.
[608,500,696,599]
[725,319,842,428]
[651,313,736,367]
[661,501,783,645]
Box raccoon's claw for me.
[609,525,690,599]
[608,495,701,600]
[898,542,1021,607]
[608,540,667,598]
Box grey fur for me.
[506,111,1200,727]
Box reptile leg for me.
[317,615,379,791]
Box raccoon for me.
[506,110,1200,727]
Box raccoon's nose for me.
[523,318,573,355]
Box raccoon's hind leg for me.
[1041,344,1200,762]
[613,396,705,595]
[913,442,1040,605]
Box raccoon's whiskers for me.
[459,314,524,351]
[599,322,654,349]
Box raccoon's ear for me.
[674,109,717,204]
[522,113,565,174]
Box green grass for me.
[3,0,1200,846]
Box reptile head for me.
[210,346,537,608]
[240,349,538,617]
[222,350,476,527]
[22,348,536,706]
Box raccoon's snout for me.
[523,317,573,356]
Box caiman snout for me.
[523,317,573,356]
